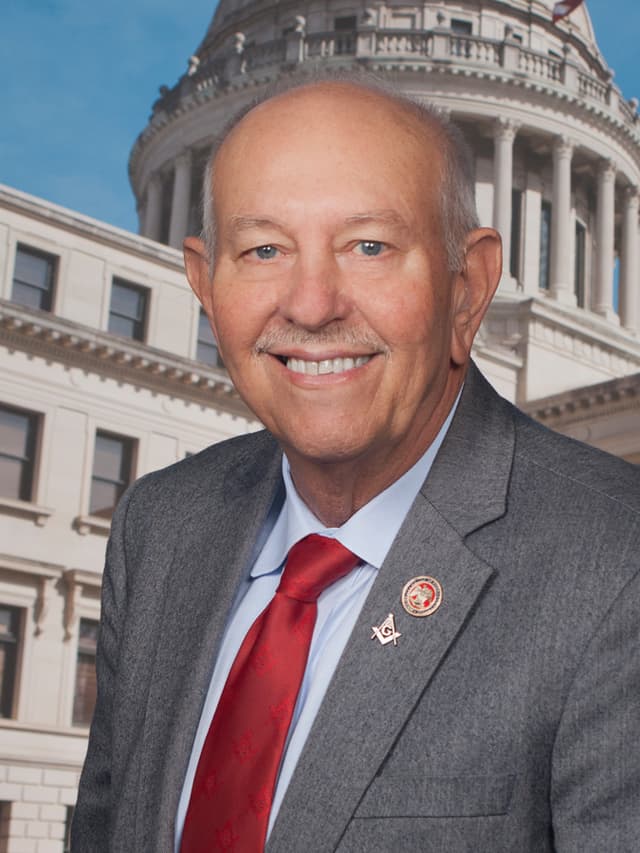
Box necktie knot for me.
[277,534,360,603]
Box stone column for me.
[144,174,163,242]
[594,160,617,321]
[619,185,639,332]
[493,118,518,291]
[549,136,575,304]
[168,149,193,249]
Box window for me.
[451,19,472,34]
[0,801,11,848]
[64,806,74,853]
[196,308,223,367]
[450,20,472,58]
[539,200,552,291]
[72,619,98,726]
[574,221,586,307]
[108,279,148,342]
[0,605,21,718]
[510,189,523,280]
[334,15,357,30]
[89,431,135,518]
[0,405,39,502]
[11,244,56,311]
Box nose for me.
[279,250,347,330]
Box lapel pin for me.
[401,576,443,617]
[371,613,401,646]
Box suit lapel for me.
[134,436,283,850]
[268,365,516,851]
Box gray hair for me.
[200,70,479,272]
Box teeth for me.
[285,356,371,375]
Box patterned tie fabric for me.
[180,534,360,853]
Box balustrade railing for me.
[152,27,637,134]
[449,34,500,65]
[304,31,356,58]
[375,31,432,56]
[518,48,562,82]
[578,71,609,104]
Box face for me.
[187,85,499,486]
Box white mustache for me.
[254,325,387,354]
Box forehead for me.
[212,85,444,228]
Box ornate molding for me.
[0,300,252,419]
[63,569,102,641]
[524,372,640,426]
[0,496,54,527]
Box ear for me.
[183,237,218,338]
[450,227,502,367]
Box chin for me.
[281,433,372,466]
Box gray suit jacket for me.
[73,364,640,852]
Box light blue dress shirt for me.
[175,398,458,850]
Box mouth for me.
[276,355,373,376]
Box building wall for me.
[0,186,257,852]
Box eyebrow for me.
[227,215,284,233]
[227,210,409,233]
[343,210,409,230]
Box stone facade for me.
[129,0,640,404]
[0,186,257,852]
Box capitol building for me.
[1,0,639,848]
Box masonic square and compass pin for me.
[371,613,401,646]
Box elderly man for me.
[73,79,640,852]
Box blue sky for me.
[1,1,638,234]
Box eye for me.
[355,241,385,257]
[253,245,279,260]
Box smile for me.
[285,356,372,375]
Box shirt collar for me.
[251,389,461,578]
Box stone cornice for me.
[0,300,252,419]
[488,295,640,361]
[0,185,183,272]
[524,371,640,425]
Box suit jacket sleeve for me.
[71,485,132,851]
[551,565,640,850]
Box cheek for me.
[360,280,447,351]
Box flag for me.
[552,0,585,23]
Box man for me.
[73,79,640,852]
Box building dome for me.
[129,0,640,402]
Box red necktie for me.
[180,534,360,853]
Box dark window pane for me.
[12,246,55,311]
[111,283,144,320]
[93,434,124,480]
[108,279,148,342]
[72,617,98,727]
[89,432,134,518]
[196,309,222,366]
[0,458,24,499]
[0,409,31,457]
[89,481,121,518]
[575,221,586,307]
[510,189,523,280]
[334,15,356,29]
[451,19,472,34]
[539,201,552,291]
[0,605,20,718]
[64,806,74,853]
[0,405,38,501]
